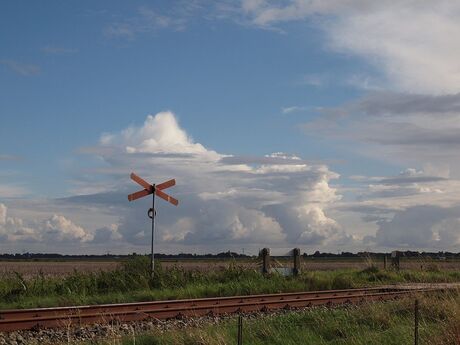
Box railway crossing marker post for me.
[128,172,178,278]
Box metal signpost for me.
[128,172,178,278]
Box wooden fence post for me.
[293,248,301,276]
[414,299,419,345]
[391,251,400,271]
[261,248,270,274]
[237,314,243,345]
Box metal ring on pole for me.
[148,208,156,219]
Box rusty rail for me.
[0,287,433,332]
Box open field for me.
[0,256,459,344]
[0,256,459,310]
[0,261,119,278]
[1,257,459,278]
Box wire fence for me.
[73,289,459,344]
[232,296,457,345]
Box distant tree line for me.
[0,250,459,260]
[0,250,251,260]
[304,251,460,258]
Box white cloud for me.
[236,1,460,251]
[301,92,460,177]
[92,224,123,243]
[72,111,348,251]
[101,112,220,160]
[236,1,460,182]
[241,1,460,94]
[0,203,94,244]
[327,3,460,94]
[40,215,93,243]
[334,167,460,250]
[282,106,308,114]
[374,205,460,249]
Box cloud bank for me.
[1,112,349,253]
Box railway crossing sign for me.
[128,172,178,277]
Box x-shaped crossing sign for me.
[128,173,178,206]
[128,172,178,277]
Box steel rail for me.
[0,287,392,320]
[0,287,433,332]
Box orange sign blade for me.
[156,179,176,190]
[128,189,152,202]
[155,189,179,206]
[130,173,152,191]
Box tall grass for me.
[112,291,460,345]
[0,255,459,309]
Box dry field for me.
[0,257,458,278]
[0,261,119,278]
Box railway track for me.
[0,287,436,332]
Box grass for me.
[94,291,460,345]
[0,255,459,310]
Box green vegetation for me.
[99,292,460,345]
[0,256,459,310]
[82,292,460,345]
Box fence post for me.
[293,248,301,276]
[237,314,243,345]
[414,299,419,345]
[261,248,271,274]
[391,251,400,271]
[383,255,387,270]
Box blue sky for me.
[2,1,460,254]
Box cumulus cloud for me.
[92,224,123,243]
[71,111,348,252]
[374,205,460,249]
[237,1,460,251]
[100,112,220,159]
[0,203,94,243]
[40,215,93,243]
[335,167,460,250]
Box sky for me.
[1,0,460,255]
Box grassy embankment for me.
[108,291,460,345]
[0,256,459,309]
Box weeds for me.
[108,290,460,345]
